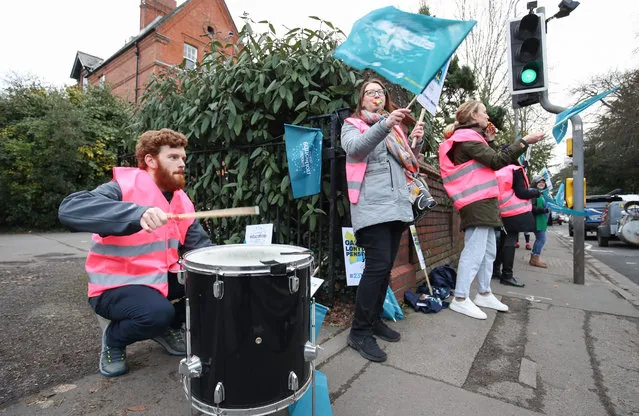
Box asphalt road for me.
[553,223,639,286]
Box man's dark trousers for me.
[89,274,185,347]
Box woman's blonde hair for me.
[443,100,483,139]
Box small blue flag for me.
[334,7,476,95]
[538,166,553,191]
[284,124,323,199]
[552,87,619,143]
[543,193,586,216]
[554,183,565,206]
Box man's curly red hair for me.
[135,129,188,169]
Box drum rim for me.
[182,363,312,415]
[182,244,313,275]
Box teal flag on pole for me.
[543,193,586,216]
[552,86,619,143]
[333,7,476,95]
[554,183,565,206]
[538,166,553,191]
[284,124,323,199]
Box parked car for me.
[569,194,623,237]
[597,200,639,247]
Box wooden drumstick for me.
[412,108,426,148]
[168,206,259,220]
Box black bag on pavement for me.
[428,265,457,290]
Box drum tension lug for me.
[289,274,299,294]
[288,371,299,391]
[176,269,186,285]
[214,382,225,404]
[213,276,224,299]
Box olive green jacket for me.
[449,128,529,231]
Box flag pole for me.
[412,109,426,148]
[406,94,419,110]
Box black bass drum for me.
[182,244,313,415]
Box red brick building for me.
[70,0,238,103]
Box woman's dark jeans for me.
[350,221,407,338]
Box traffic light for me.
[566,137,573,157]
[565,178,586,208]
[566,178,573,208]
[507,12,548,100]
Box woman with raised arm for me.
[438,100,544,320]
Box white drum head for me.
[183,244,313,275]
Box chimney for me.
[140,0,177,30]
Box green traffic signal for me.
[521,68,538,84]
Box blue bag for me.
[380,286,404,321]
[428,265,457,290]
[404,290,445,313]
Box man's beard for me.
[155,161,185,192]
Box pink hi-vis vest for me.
[496,164,533,218]
[438,129,500,210]
[85,167,195,298]
[343,117,407,204]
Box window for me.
[99,74,106,87]
[184,43,197,69]
[82,77,88,91]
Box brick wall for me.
[389,163,464,299]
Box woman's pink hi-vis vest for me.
[496,164,533,218]
[438,129,500,210]
[85,167,195,298]
[344,117,407,204]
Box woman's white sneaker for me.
[450,298,487,320]
[473,293,509,312]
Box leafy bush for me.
[136,18,361,243]
[0,78,135,229]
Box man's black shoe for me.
[348,333,387,362]
[373,320,401,342]
[500,277,525,287]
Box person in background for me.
[515,232,532,250]
[529,176,550,268]
[58,129,212,377]
[492,160,541,287]
[341,78,425,362]
[439,100,544,320]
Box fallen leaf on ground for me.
[127,406,146,412]
[53,384,77,394]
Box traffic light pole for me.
[539,90,585,284]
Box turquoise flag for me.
[552,86,620,143]
[284,124,323,199]
[538,166,553,191]
[543,193,586,216]
[334,7,476,95]
[554,183,565,206]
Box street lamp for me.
[547,0,581,22]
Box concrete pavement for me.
[1,228,638,415]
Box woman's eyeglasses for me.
[364,89,385,97]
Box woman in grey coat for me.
[341,78,424,363]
